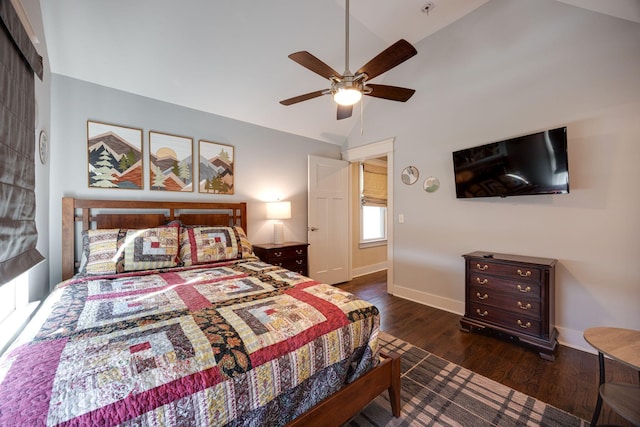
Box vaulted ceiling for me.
[40,0,640,144]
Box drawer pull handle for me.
[274,252,283,257]
[296,259,303,265]
[476,277,488,285]
[517,320,532,329]
[517,301,532,310]
[517,269,531,277]
[476,292,488,300]
[476,309,488,317]
[296,249,303,255]
[517,285,531,293]
[476,263,489,271]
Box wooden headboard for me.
[61,197,248,280]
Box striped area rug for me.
[346,332,588,427]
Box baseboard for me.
[391,284,465,316]
[351,262,388,278]
[556,326,595,354]
[391,284,594,355]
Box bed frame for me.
[60,197,401,425]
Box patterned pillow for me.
[234,226,255,258]
[180,226,241,266]
[123,225,180,272]
[78,229,126,276]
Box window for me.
[0,272,33,354]
[360,159,387,246]
[362,205,387,242]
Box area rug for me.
[345,332,588,427]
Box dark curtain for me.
[0,0,44,284]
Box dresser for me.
[460,251,558,360]
[252,242,309,276]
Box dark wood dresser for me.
[252,242,309,276]
[460,251,558,360]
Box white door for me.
[307,155,349,284]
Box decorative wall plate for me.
[424,176,440,193]
[401,166,419,185]
[38,130,48,164]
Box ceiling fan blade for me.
[356,39,417,81]
[337,104,353,120]
[365,84,415,102]
[280,90,327,106]
[288,51,341,80]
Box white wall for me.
[347,0,640,351]
[48,75,341,286]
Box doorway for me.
[343,138,394,294]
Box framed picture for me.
[149,131,194,192]
[198,140,234,194]
[87,121,143,189]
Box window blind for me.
[0,0,44,284]
[361,162,387,207]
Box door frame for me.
[342,138,394,294]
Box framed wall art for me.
[198,140,234,194]
[149,131,194,192]
[87,120,143,189]
[401,165,419,185]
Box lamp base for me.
[273,222,284,244]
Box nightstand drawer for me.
[261,246,306,262]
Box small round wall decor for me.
[424,176,440,193]
[39,130,48,164]
[401,166,419,185]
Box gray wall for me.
[347,0,640,351]
[48,75,341,285]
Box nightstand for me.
[252,242,309,276]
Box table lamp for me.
[266,201,291,244]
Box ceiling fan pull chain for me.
[360,98,364,135]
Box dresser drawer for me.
[469,273,542,298]
[469,285,541,318]
[468,301,542,337]
[470,260,541,282]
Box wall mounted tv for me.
[452,127,569,199]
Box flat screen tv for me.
[452,127,569,198]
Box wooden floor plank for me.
[337,270,637,426]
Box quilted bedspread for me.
[0,259,380,426]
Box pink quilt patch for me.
[0,338,68,425]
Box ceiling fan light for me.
[333,88,362,106]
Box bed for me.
[0,197,400,426]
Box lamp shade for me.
[266,201,291,220]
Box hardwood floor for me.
[337,270,638,427]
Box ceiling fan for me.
[279,0,418,120]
